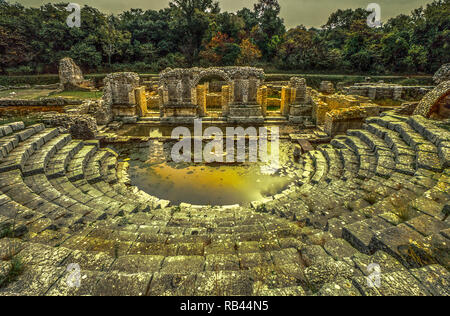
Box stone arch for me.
[191,69,233,116]
[414,81,450,119]
[191,69,233,88]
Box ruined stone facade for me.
[158,67,264,123]
[102,72,142,121]
[287,77,313,124]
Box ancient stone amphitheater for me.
[0,109,448,296]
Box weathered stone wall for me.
[88,100,113,125]
[147,93,160,110]
[319,81,335,94]
[433,64,450,84]
[103,72,140,106]
[324,105,380,136]
[311,91,381,135]
[42,113,97,139]
[58,57,85,90]
[414,81,450,119]
[0,98,82,107]
[392,102,419,116]
[312,94,373,125]
[102,72,141,120]
[344,83,432,101]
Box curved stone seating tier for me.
[0,116,449,296]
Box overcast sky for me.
[14,0,435,28]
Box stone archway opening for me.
[195,73,231,117]
[265,85,283,116]
[429,90,450,119]
[414,81,450,120]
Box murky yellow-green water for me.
[112,125,301,206]
[130,162,293,206]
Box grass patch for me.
[0,223,14,239]
[0,88,56,100]
[50,90,103,99]
[393,206,412,223]
[0,256,25,289]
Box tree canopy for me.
[0,0,448,75]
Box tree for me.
[237,38,262,65]
[277,26,321,70]
[69,42,102,69]
[99,16,131,67]
[0,26,34,73]
[252,0,285,60]
[169,0,220,65]
[199,32,240,66]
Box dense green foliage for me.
[0,0,448,75]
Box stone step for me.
[308,151,328,184]
[0,126,54,172]
[22,134,72,177]
[342,217,393,255]
[46,140,84,179]
[66,145,98,181]
[0,122,25,138]
[318,147,344,179]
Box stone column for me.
[281,86,291,117]
[257,86,268,117]
[248,78,259,103]
[221,85,231,116]
[289,77,307,104]
[196,84,207,116]
[134,87,147,117]
[393,87,403,100]
[368,87,377,100]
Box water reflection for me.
[112,131,300,206]
[130,162,292,206]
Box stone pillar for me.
[289,87,296,104]
[281,86,291,117]
[248,78,259,103]
[393,87,403,100]
[289,77,307,104]
[221,85,231,115]
[368,87,377,100]
[134,86,147,117]
[319,81,335,94]
[196,84,207,116]
[102,72,140,119]
[257,86,268,117]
